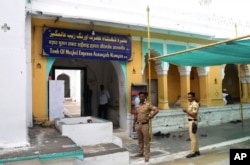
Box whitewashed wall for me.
[0,0,29,148]
[29,0,250,39]
[25,14,33,128]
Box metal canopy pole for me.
[235,23,244,127]
[146,5,153,141]
[147,6,151,102]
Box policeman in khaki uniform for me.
[183,92,200,158]
[133,91,159,162]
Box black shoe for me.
[195,151,200,156]
[186,153,196,158]
[154,131,161,137]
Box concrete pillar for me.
[241,78,248,102]
[0,0,29,148]
[246,77,250,102]
[197,67,210,106]
[178,66,191,108]
[155,61,169,109]
[32,26,48,121]
[157,75,169,109]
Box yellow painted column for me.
[197,67,210,106]
[154,61,169,110]
[157,75,169,109]
[241,79,248,102]
[180,76,190,108]
[247,78,250,102]
[198,76,208,106]
[32,26,48,122]
[178,66,191,108]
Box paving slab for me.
[114,119,250,164]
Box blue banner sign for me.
[42,27,131,61]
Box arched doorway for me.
[168,64,180,107]
[47,58,127,129]
[222,64,240,102]
[57,73,70,98]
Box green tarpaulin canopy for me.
[148,34,250,127]
[150,34,250,67]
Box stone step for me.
[75,143,129,165]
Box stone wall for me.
[152,104,250,134]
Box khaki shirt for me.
[136,102,153,122]
[187,100,199,119]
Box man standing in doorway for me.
[133,91,159,162]
[98,84,110,120]
[183,92,200,158]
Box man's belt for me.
[188,118,197,121]
[136,121,149,125]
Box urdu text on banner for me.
[42,27,131,61]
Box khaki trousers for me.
[188,121,199,154]
[136,124,150,158]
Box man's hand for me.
[147,115,150,120]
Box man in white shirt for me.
[134,95,140,107]
[222,89,228,105]
[222,88,233,105]
[98,84,110,119]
